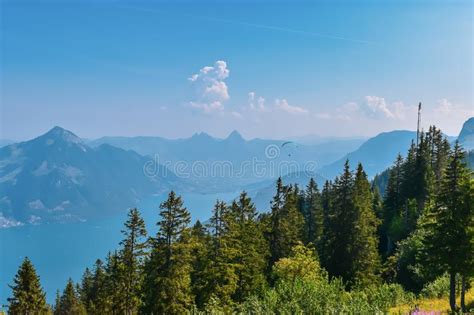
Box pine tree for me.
[104,251,127,313]
[226,192,268,302]
[412,133,435,216]
[268,177,285,266]
[350,163,381,287]
[7,257,49,314]
[189,220,213,309]
[268,181,305,267]
[54,279,86,315]
[199,200,239,307]
[119,208,147,314]
[322,160,354,283]
[382,154,405,255]
[320,180,334,269]
[401,141,417,200]
[78,267,93,311]
[142,191,193,314]
[88,259,109,314]
[301,178,324,249]
[420,142,474,312]
[427,126,450,185]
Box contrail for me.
[115,5,374,45]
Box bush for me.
[420,273,451,299]
[238,279,413,314]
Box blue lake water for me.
[0,191,238,306]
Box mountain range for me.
[1,117,472,227]
[0,127,190,227]
[319,130,417,179]
[88,131,364,190]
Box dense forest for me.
[6,126,474,314]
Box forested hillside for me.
[6,126,473,314]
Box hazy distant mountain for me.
[0,139,14,148]
[288,134,366,147]
[458,117,474,151]
[320,130,417,179]
[89,131,360,190]
[0,127,189,227]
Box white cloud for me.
[189,60,230,113]
[275,98,308,114]
[430,99,474,134]
[248,92,266,111]
[341,101,359,112]
[363,96,395,118]
[314,97,414,122]
[391,101,412,120]
[434,98,455,114]
[189,101,224,113]
[331,96,412,120]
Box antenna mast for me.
[416,102,422,146]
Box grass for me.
[390,289,474,314]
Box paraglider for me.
[281,141,298,157]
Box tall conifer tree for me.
[420,142,474,312]
[8,257,49,314]
[119,208,147,314]
[54,279,86,315]
[142,191,193,314]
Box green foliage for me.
[227,192,269,301]
[300,178,324,249]
[142,191,194,314]
[268,178,305,266]
[119,208,147,314]
[7,257,50,314]
[418,142,474,311]
[351,163,381,287]
[321,161,381,287]
[201,200,240,306]
[273,242,323,284]
[421,273,451,299]
[238,278,413,314]
[54,279,86,315]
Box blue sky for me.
[1,0,473,140]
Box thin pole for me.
[416,102,421,146]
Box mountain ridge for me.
[0,127,192,227]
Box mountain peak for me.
[190,132,213,141]
[226,130,244,141]
[459,117,474,139]
[458,117,474,151]
[41,126,83,145]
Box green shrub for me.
[238,279,413,314]
[420,273,450,299]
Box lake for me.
[0,191,238,307]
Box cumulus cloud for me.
[189,101,224,113]
[434,98,474,117]
[275,98,308,114]
[363,96,395,118]
[434,98,456,115]
[248,92,266,111]
[189,60,230,113]
[314,97,414,122]
[335,96,412,120]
